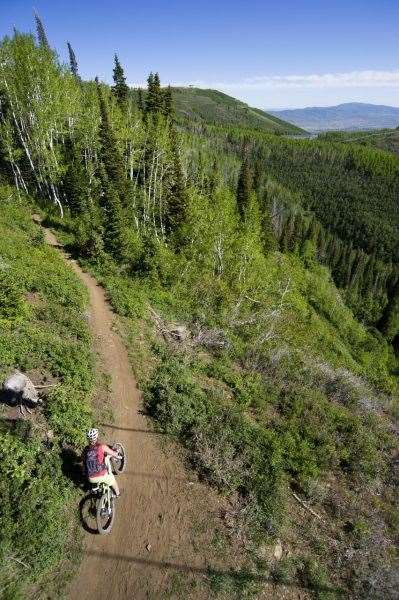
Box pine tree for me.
[162,85,174,119]
[34,13,49,49]
[252,158,264,193]
[112,55,129,106]
[164,128,187,239]
[96,78,129,206]
[145,72,163,115]
[281,214,295,252]
[345,246,357,288]
[309,217,321,247]
[206,158,219,197]
[363,253,377,292]
[236,158,253,219]
[261,204,278,252]
[0,89,15,185]
[329,236,341,269]
[318,227,327,260]
[153,73,162,108]
[145,73,154,114]
[379,283,399,342]
[62,138,89,212]
[67,42,80,79]
[292,214,305,254]
[75,202,105,259]
[99,166,126,260]
[349,250,367,290]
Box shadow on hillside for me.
[40,215,81,256]
[100,422,164,435]
[82,549,344,594]
[61,447,87,490]
[122,470,196,484]
[0,388,40,413]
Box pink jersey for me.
[84,443,108,478]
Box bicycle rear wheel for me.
[96,491,115,535]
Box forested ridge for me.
[0,17,398,600]
[181,122,399,335]
[319,128,399,159]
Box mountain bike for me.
[91,442,126,535]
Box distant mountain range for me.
[269,103,399,132]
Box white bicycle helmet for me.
[87,428,99,442]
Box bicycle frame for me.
[92,481,112,502]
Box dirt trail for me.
[43,230,222,600]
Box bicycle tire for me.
[96,492,115,535]
[112,442,126,474]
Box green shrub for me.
[30,228,45,247]
[0,272,30,326]
[144,356,213,436]
[272,557,299,585]
[145,354,286,535]
[301,558,338,599]
[98,274,146,318]
[207,567,261,598]
[45,385,93,446]
[0,425,81,598]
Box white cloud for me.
[130,70,399,109]
[180,70,399,91]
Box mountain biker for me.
[83,428,121,497]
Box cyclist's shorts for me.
[89,472,116,487]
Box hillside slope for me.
[319,128,399,157]
[172,87,306,134]
[54,196,399,599]
[189,124,399,331]
[0,188,95,598]
[270,102,399,131]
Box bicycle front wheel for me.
[111,442,126,474]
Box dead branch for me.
[6,556,30,569]
[292,491,324,522]
[34,383,57,389]
[147,306,170,337]
[192,328,229,349]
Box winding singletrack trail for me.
[43,229,224,600]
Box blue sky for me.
[2,0,399,108]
